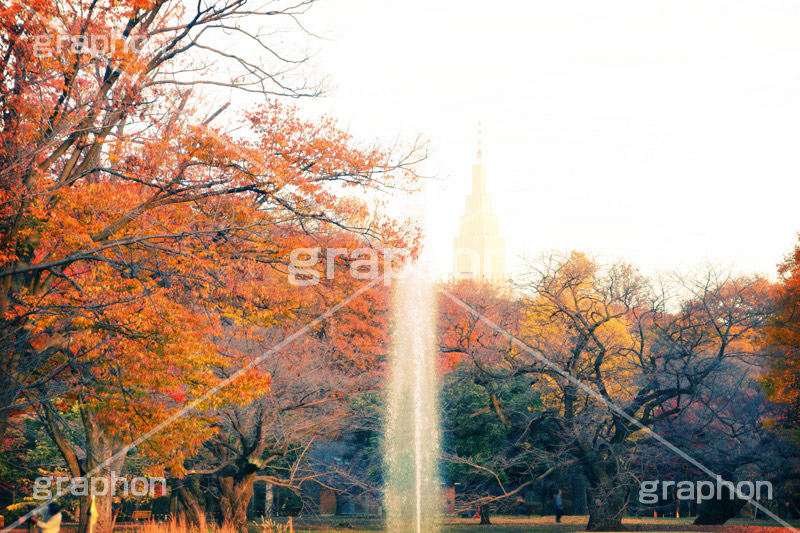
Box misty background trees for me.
[437,252,799,530]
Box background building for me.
[453,135,506,282]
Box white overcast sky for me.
[288,0,800,279]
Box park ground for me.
[225,515,799,533]
[242,515,800,533]
[7,515,798,533]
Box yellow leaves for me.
[518,252,647,410]
[71,316,94,329]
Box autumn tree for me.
[0,1,422,532]
[521,254,774,531]
[763,235,800,442]
[439,252,772,531]
[637,365,798,525]
[173,272,394,530]
[437,280,531,524]
[440,366,550,524]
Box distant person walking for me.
[554,489,564,523]
[32,503,62,533]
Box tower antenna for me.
[477,120,483,163]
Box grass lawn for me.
[253,515,800,533]
[8,515,793,533]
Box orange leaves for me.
[761,235,800,435]
[438,279,520,373]
[1,97,419,476]
[246,102,411,197]
[0,0,422,485]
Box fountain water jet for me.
[384,271,440,533]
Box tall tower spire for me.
[453,123,506,282]
[476,120,482,163]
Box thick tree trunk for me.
[479,503,491,524]
[693,474,746,525]
[79,411,127,533]
[265,483,274,518]
[78,488,115,533]
[78,496,90,533]
[693,496,746,525]
[572,472,588,515]
[44,404,126,533]
[171,477,208,529]
[217,467,257,531]
[81,454,126,532]
[586,486,627,531]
